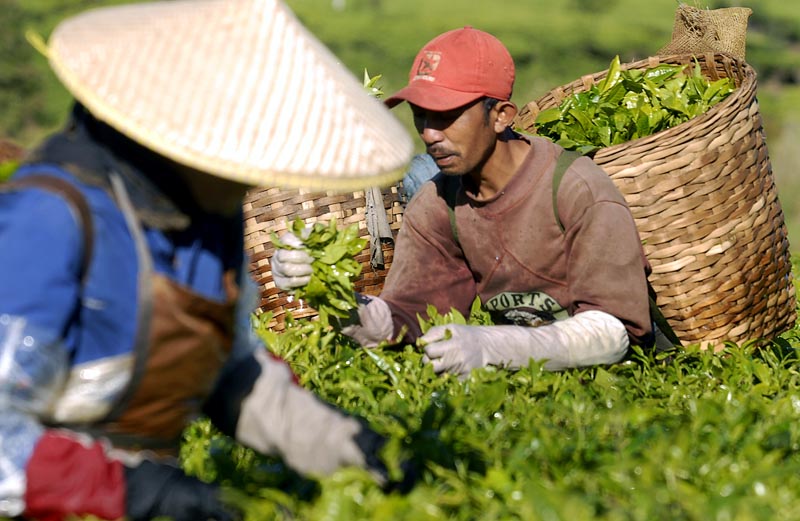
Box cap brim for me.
[384,83,484,112]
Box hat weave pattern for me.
[47,0,412,191]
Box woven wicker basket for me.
[244,185,404,331]
[514,53,796,348]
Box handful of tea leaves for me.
[534,56,736,154]
[271,218,366,326]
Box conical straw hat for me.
[45,0,413,191]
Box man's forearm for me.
[420,310,630,378]
[485,310,630,370]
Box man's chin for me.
[436,164,464,176]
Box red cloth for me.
[24,431,126,521]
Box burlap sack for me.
[658,4,752,61]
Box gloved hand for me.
[270,229,313,291]
[339,294,395,348]
[420,310,630,379]
[235,349,389,485]
[125,460,241,521]
[270,229,394,347]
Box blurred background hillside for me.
[2,0,798,242]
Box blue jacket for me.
[0,118,263,514]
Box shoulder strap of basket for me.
[552,150,584,233]
[443,175,460,245]
[443,150,583,242]
[0,174,95,284]
[648,282,682,347]
[551,151,681,348]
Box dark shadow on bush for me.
[400,398,488,479]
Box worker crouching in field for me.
[0,1,413,520]
[272,27,657,378]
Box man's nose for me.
[420,125,444,145]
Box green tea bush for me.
[177,228,800,521]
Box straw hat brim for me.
[46,0,413,192]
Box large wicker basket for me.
[514,52,796,348]
[244,185,404,331]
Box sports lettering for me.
[484,291,568,327]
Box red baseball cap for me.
[385,26,515,111]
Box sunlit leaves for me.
[534,55,736,154]
[271,218,366,327]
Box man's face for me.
[410,99,496,176]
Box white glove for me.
[270,229,313,291]
[236,349,387,483]
[340,294,394,348]
[270,227,394,347]
[420,310,629,379]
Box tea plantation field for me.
[1,2,799,518]
[177,257,800,521]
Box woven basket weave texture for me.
[244,185,404,331]
[514,53,796,347]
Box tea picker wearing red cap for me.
[272,27,655,378]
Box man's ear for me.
[492,101,519,133]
